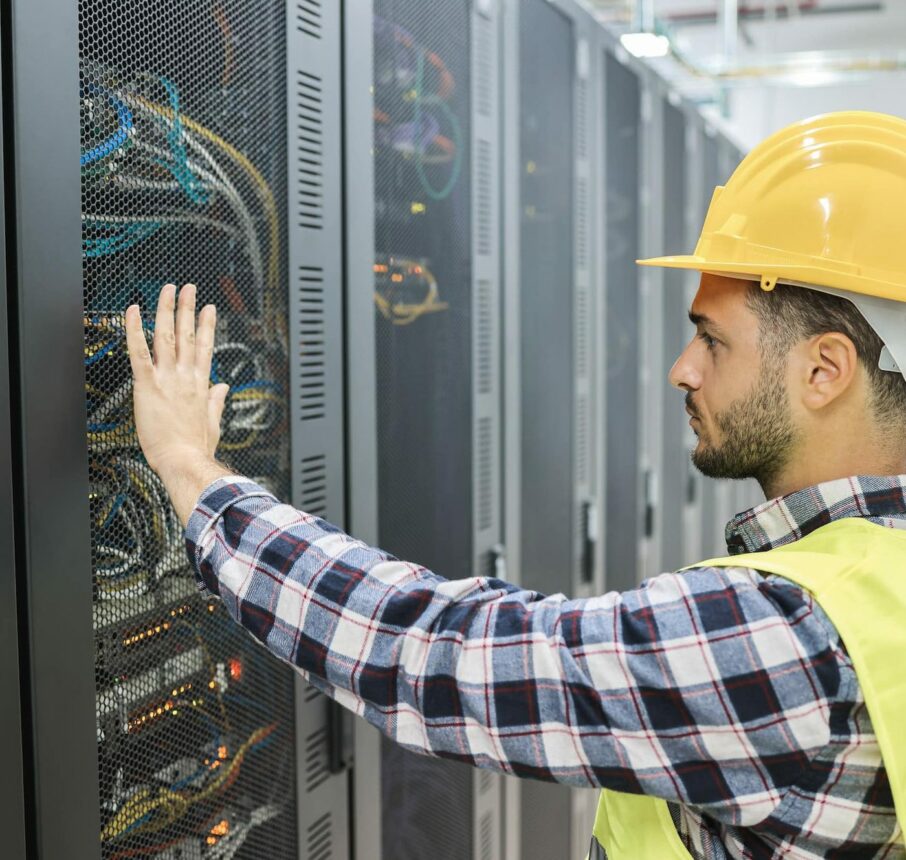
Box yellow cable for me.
[101,725,274,841]
[217,430,260,451]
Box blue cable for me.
[83,221,163,258]
[119,810,154,837]
[85,340,118,366]
[80,85,134,167]
[156,78,208,205]
[99,492,127,531]
[87,421,122,433]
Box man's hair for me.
[746,282,906,422]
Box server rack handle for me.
[328,698,355,774]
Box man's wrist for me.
[154,449,235,527]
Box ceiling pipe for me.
[634,0,656,31]
[719,0,739,61]
[659,1,883,27]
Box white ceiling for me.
[588,2,906,148]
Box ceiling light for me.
[620,32,671,59]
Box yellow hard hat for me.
[638,110,906,303]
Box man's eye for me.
[698,332,717,350]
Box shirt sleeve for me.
[186,477,843,825]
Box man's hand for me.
[125,283,233,525]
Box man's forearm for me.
[157,452,234,526]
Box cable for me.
[206,804,282,860]
[84,212,244,244]
[83,220,163,258]
[128,94,282,338]
[155,78,208,204]
[413,50,464,201]
[81,84,134,166]
[91,454,182,599]
[129,137,265,298]
[374,257,449,326]
[212,3,236,86]
[101,724,278,842]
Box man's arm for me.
[127,286,841,823]
[186,477,840,823]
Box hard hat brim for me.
[636,255,906,303]
[636,255,763,279]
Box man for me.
[126,111,905,858]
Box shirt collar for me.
[725,474,906,555]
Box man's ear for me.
[798,331,859,411]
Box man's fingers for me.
[124,305,154,383]
[176,283,197,367]
[196,304,217,383]
[154,283,177,368]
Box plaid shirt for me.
[186,474,906,859]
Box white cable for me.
[84,210,245,243]
[130,136,265,297]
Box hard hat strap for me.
[777,279,906,381]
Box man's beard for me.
[689,357,799,493]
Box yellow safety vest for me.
[591,518,906,859]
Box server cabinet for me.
[637,71,665,582]
[345,1,505,857]
[12,0,350,857]
[502,0,602,857]
[0,29,28,854]
[602,47,644,591]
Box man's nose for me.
[669,341,701,392]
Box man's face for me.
[669,274,799,490]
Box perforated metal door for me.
[78,2,322,857]
[518,0,574,591]
[603,51,642,592]
[372,1,504,856]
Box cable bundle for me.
[80,65,282,340]
[90,453,183,599]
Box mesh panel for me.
[373,0,473,579]
[518,0,574,596]
[603,52,642,592]
[79,2,297,857]
[373,2,475,856]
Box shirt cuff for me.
[184,475,279,592]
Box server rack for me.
[637,67,708,578]
[343,9,384,860]
[635,68,662,582]
[346,1,505,857]
[502,0,603,857]
[0,21,28,853]
[601,44,645,590]
[10,1,350,857]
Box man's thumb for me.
[210,382,230,423]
